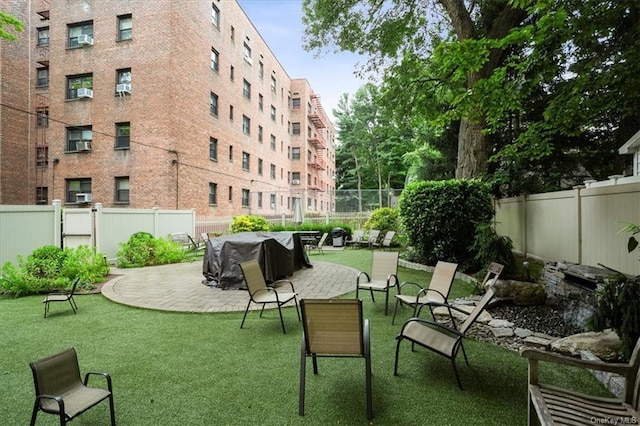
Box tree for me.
[303,0,528,178]
[0,11,23,41]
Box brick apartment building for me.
[0,0,336,217]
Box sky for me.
[236,0,370,124]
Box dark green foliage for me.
[116,232,187,268]
[472,223,517,277]
[590,274,640,361]
[398,179,494,269]
[0,245,108,296]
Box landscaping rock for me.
[514,328,534,338]
[522,336,553,349]
[491,327,514,338]
[493,279,547,306]
[550,329,622,361]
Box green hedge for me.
[116,232,189,268]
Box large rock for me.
[492,279,546,306]
[550,329,622,361]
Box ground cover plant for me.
[116,232,189,268]
[1,250,611,425]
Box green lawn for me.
[1,249,609,425]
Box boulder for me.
[550,329,622,361]
[492,279,546,306]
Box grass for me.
[1,249,610,425]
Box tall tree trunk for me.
[353,151,363,212]
[456,119,487,178]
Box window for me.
[229,145,233,161]
[243,79,251,99]
[258,158,263,175]
[308,197,312,209]
[258,125,263,143]
[211,48,219,71]
[68,22,93,48]
[115,177,129,203]
[243,42,252,64]
[307,173,312,185]
[116,69,131,94]
[67,74,93,99]
[242,115,251,135]
[258,94,263,111]
[230,65,234,81]
[211,3,220,28]
[36,146,48,168]
[210,92,218,115]
[292,97,300,110]
[36,107,49,127]
[230,26,235,42]
[67,126,92,151]
[270,135,276,151]
[209,183,217,204]
[292,172,301,183]
[270,76,276,92]
[66,178,91,203]
[270,193,276,209]
[37,27,49,45]
[209,137,218,160]
[307,149,313,161]
[242,152,250,171]
[270,164,276,180]
[115,122,130,149]
[242,189,250,207]
[270,105,276,121]
[258,61,264,79]
[228,186,233,202]
[292,123,301,135]
[117,15,132,41]
[36,187,48,204]
[37,67,49,87]
[257,192,263,208]
[229,105,234,120]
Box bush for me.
[0,245,109,297]
[230,215,269,233]
[364,207,398,235]
[398,179,494,269]
[471,223,516,277]
[116,232,188,268]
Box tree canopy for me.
[0,11,23,41]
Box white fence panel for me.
[63,208,93,249]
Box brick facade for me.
[0,0,336,217]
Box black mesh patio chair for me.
[43,277,80,318]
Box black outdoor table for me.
[202,231,312,290]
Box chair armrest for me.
[363,319,371,356]
[84,371,114,392]
[398,317,465,339]
[398,281,425,294]
[387,274,399,287]
[416,287,447,300]
[357,272,370,284]
[520,348,633,376]
[273,280,295,293]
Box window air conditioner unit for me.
[77,88,93,98]
[292,179,300,185]
[76,193,92,203]
[77,34,94,46]
[77,141,92,151]
[116,83,131,93]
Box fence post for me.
[522,194,528,258]
[153,206,160,237]
[281,213,286,227]
[53,199,62,249]
[94,203,103,254]
[574,186,584,264]
[191,209,197,237]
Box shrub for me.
[0,245,109,297]
[364,207,398,235]
[398,179,494,268]
[230,215,269,233]
[471,223,516,277]
[116,232,187,268]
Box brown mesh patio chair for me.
[394,285,497,389]
[29,347,115,426]
[345,230,365,248]
[239,260,301,334]
[366,229,381,249]
[521,338,640,425]
[43,277,80,318]
[391,261,459,325]
[375,230,396,250]
[355,251,399,315]
[299,299,372,420]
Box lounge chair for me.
[345,230,365,248]
[239,260,300,334]
[299,298,372,420]
[356,251,399,315]
[171,232,205,252]
[29,347,116,425]
[305,232,328,255]
[394,285,497,389]
[373,231,395,250]
[43,277,80,318]
[521,339,640,425]
[366,230,381,249]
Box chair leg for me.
[30,402,39,426]
[384,290,389,316]
[459,341,470,366]
[240,300,252,329]
[108,394,116,426]
[277,304,287,334]
[299,339,307,416]
[451,358,463,390]
[293,297,301,321]
[43,301,48,318]
[392,298,400,325]
[393,338,402,376]
[68,297,77,314]
[312,355,318,374]
[364,320,373,420]
[259,303,266,318]
[368,288,375,303]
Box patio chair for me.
[171,232,205,252]
[305,232,328,255]
[356,251,399,315]
[521,338,640,425]
[29,347,116,426]
[239,260,301,334]
[366,230,381,249]
[43,277,80,318]
[345,230,365,248]
[392,261,458,325]
[299,299,372,420]
[373,230,395,250]
[394,285,497,389]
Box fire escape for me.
[307,94,327,191]
[35,2,50,204]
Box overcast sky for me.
[236,0,370,124]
